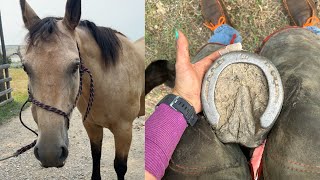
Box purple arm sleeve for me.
[145,103,188,179]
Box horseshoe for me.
[201,51,284,129]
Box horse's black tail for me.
[145,60,175,95]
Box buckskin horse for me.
[19,0,144,179]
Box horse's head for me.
[20,0,81,167]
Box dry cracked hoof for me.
[201,51,284,147]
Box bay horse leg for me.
[84,122,103,180]
[111,123,133,180]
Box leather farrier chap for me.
[260,27,320,179]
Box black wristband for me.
[157,94,198,126]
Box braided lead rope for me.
[75,44,95,121]
[0,100,37,161]
[0,100,39,162]
[81,65,94,121]
[19,99,38,136]
[0,140,37,161]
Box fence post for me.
[0,11,10,102]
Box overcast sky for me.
[0,0,145,45]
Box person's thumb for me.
[176,30,190,66]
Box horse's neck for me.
[77,28,122,63]
[133,37,145,58]
[76,28,116,70]
[75,28,144,118]
[76,27,144,80]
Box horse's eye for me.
[72,62,80,74]
[22,64,29,74]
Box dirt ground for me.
[0,107,144,179]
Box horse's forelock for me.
[26,17,63,49]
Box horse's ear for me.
[20,0,40,30]
[63,0,81,30]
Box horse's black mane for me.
[27,17,124,65]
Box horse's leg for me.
[84,121,103,180]
[111,123,132,180]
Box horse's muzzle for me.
[34,144,68,168]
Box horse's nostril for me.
[34,146,40,160]
[60,146,68,161]
[33,144,68,167]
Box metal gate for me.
[0,11,13,106]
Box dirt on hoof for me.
[214,63,269,147]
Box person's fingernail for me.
[175,29,179,40]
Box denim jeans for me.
[305,26,320,35]
[208,24,242,45]
[208,25,320,45]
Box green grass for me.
[0,68,29,124]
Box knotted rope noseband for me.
[0,44,94,161]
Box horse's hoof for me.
[201,51,284,148]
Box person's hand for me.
[172,31,241,113]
